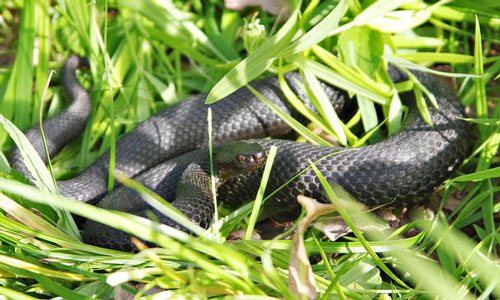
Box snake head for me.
[214,141,267,179]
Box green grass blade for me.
[246,84,331,146]
[205,2,301,103]
[309,162,411,289]
[278,0,348,57]
[395,52,474,64]
[0,0,35,145]
[277,66,336,138]
[245,145,277,240]
[114,171,216,241]
[306,59,389,105]
[0,114,55,191]
[300,62,348,145]
[0,287,40,300]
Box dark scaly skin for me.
[9,56,472,251]
[10,57,346,204]
[9,56,91,180]
[83,141,266,251]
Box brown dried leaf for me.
[289,195,336,300]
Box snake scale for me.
[9,56,472,251]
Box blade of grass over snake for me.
[114,171,216,241]
[460,118,500,126]
[205,1,302,104]
[387,91,404,136]
[447,166,500,184]
[300,61,348,145]
[217,149,349,236]
[351,117,388,148]
[313,45,392,96]
[39,70,58,192]
[245,146,277,240]
[384,54,481,78]
[309,161,411,289]
[305,59,390,105]
[246,85,331,146]
[207,108,220,241]
[414,84,433,126]
[0,115,55,192]
[277,65,336,138]
[91,6,119,194]
[407,70,439,109]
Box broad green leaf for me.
[338,25,384,77]
[338,26,384,142]
[205,5,301,104]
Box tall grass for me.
[0,0,499,299]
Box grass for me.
[0,0,499,299]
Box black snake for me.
[8,56,472,251]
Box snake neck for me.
[173,162,216,229]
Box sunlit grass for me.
[0,0,498,298]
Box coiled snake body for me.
[9,56,472,251]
